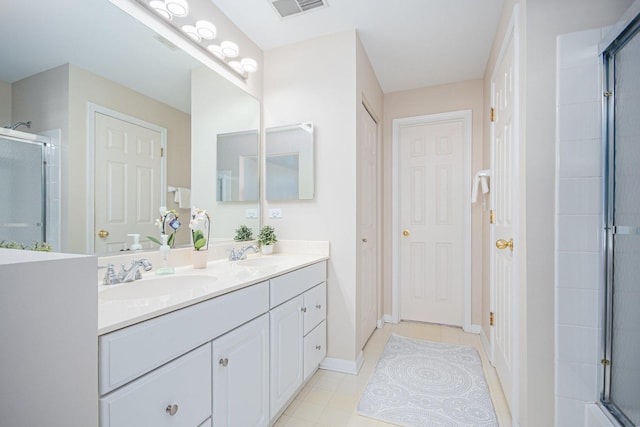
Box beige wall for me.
[0,80,11,125]
[264,31,360,362]
[482,0,633,425]
[382,80,484,326]
[355,33,384,350]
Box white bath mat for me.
[358,334,498,427]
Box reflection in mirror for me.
[216,130,259,202]
[265,123,314,200]
[0,0,260,255]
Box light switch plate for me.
[245,208,258,218]
[268,208,282,219]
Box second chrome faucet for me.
[229,245,259,261]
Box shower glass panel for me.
[0,135,46,246]
[603,18,640,427]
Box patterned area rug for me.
[358,334,498,427]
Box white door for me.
[398,118,465,326]
[490,18,518,413]
[94,112,163,254]
[213,314,269,427]
[358,103,379,348]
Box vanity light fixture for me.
[228,61,244,74]
[149,0,172,19]
[220,41,239,58]
[207,44,225,60]
[195,20,216,39]
[165,0,189,17]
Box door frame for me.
[489,4,520,424]
[86,103,167,253]
[391,110,473,332]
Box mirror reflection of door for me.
[94,110,165,254]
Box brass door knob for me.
[402,230,410,237]
[496,238,514,251]
[98,230,109,238]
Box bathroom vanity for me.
[97,253,327,427]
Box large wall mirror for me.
[0,0,260,255]
[265,123,314,200]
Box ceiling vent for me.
[270,0,327,18]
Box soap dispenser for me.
[128,234,142,251]
[155,234,175,275]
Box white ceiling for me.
[211,0,505,93]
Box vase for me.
[191,250,209,269]
[261,244,273,255]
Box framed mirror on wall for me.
[0,0,261,255]
[265,122,314,201]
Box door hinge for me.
[490,311,494,326]
[604,90,613,97]
[601,358,610,366]
[160,147,164,157]
[490,107,496,122]
[490,210,495,224]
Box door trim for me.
[391,110,473,332]
[86,103,167,254]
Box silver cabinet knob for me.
[219,358,229,367]
[301,307,307,313]
[315,345,322,350]
[362,238,367,243]
[315,304,322,309]
[166,404,178,416]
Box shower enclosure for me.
[602,15,640,427]
[0,129,49,247]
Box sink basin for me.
[236,257,282,267]
[99,274,216,300]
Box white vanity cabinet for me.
[269,262,327,419]
[212,313,270,427]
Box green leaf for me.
[147,236,161,246]
[194,237,206,250]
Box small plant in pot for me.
[257,225,277,255]
[234,225,254,242]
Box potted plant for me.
[257,225,277,255]
[189,207,210,269]
[234,224,254,242]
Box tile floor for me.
[273,321,512,427]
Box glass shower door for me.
[603,19,640,427]
[0,135,46,246]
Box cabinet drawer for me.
[270,261,326,308]
[100,344,211,427]
[99,281,269,395]
[303,282,326,335]
[303,321,326,381]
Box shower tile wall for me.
[555,28,607,427]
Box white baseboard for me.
[320,351,364,375]
[480,327,491,362]
[383,314,398,324]
[464,324,482,334]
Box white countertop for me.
[98,252,328,335]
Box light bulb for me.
[149,0,171,20]
[207,44,225,60]
[165,0,188,17]
[241,58,258,73]
[220,41,239,58]
[196,20,216,40]
[181,25,201,42]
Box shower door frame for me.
[602,14,640,427]
[0,129,49,246]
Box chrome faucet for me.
[229,245,259,261]
[99,259,152,285]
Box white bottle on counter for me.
[155,234,175,275]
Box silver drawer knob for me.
[166,404,178,416]
[219,358,229,367]
[316,345,322,350]
[315,304,322,309]
[301,307,307,313]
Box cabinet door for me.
[212,314,269,427]
[270,295,304,418]
[303,282,326,335]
